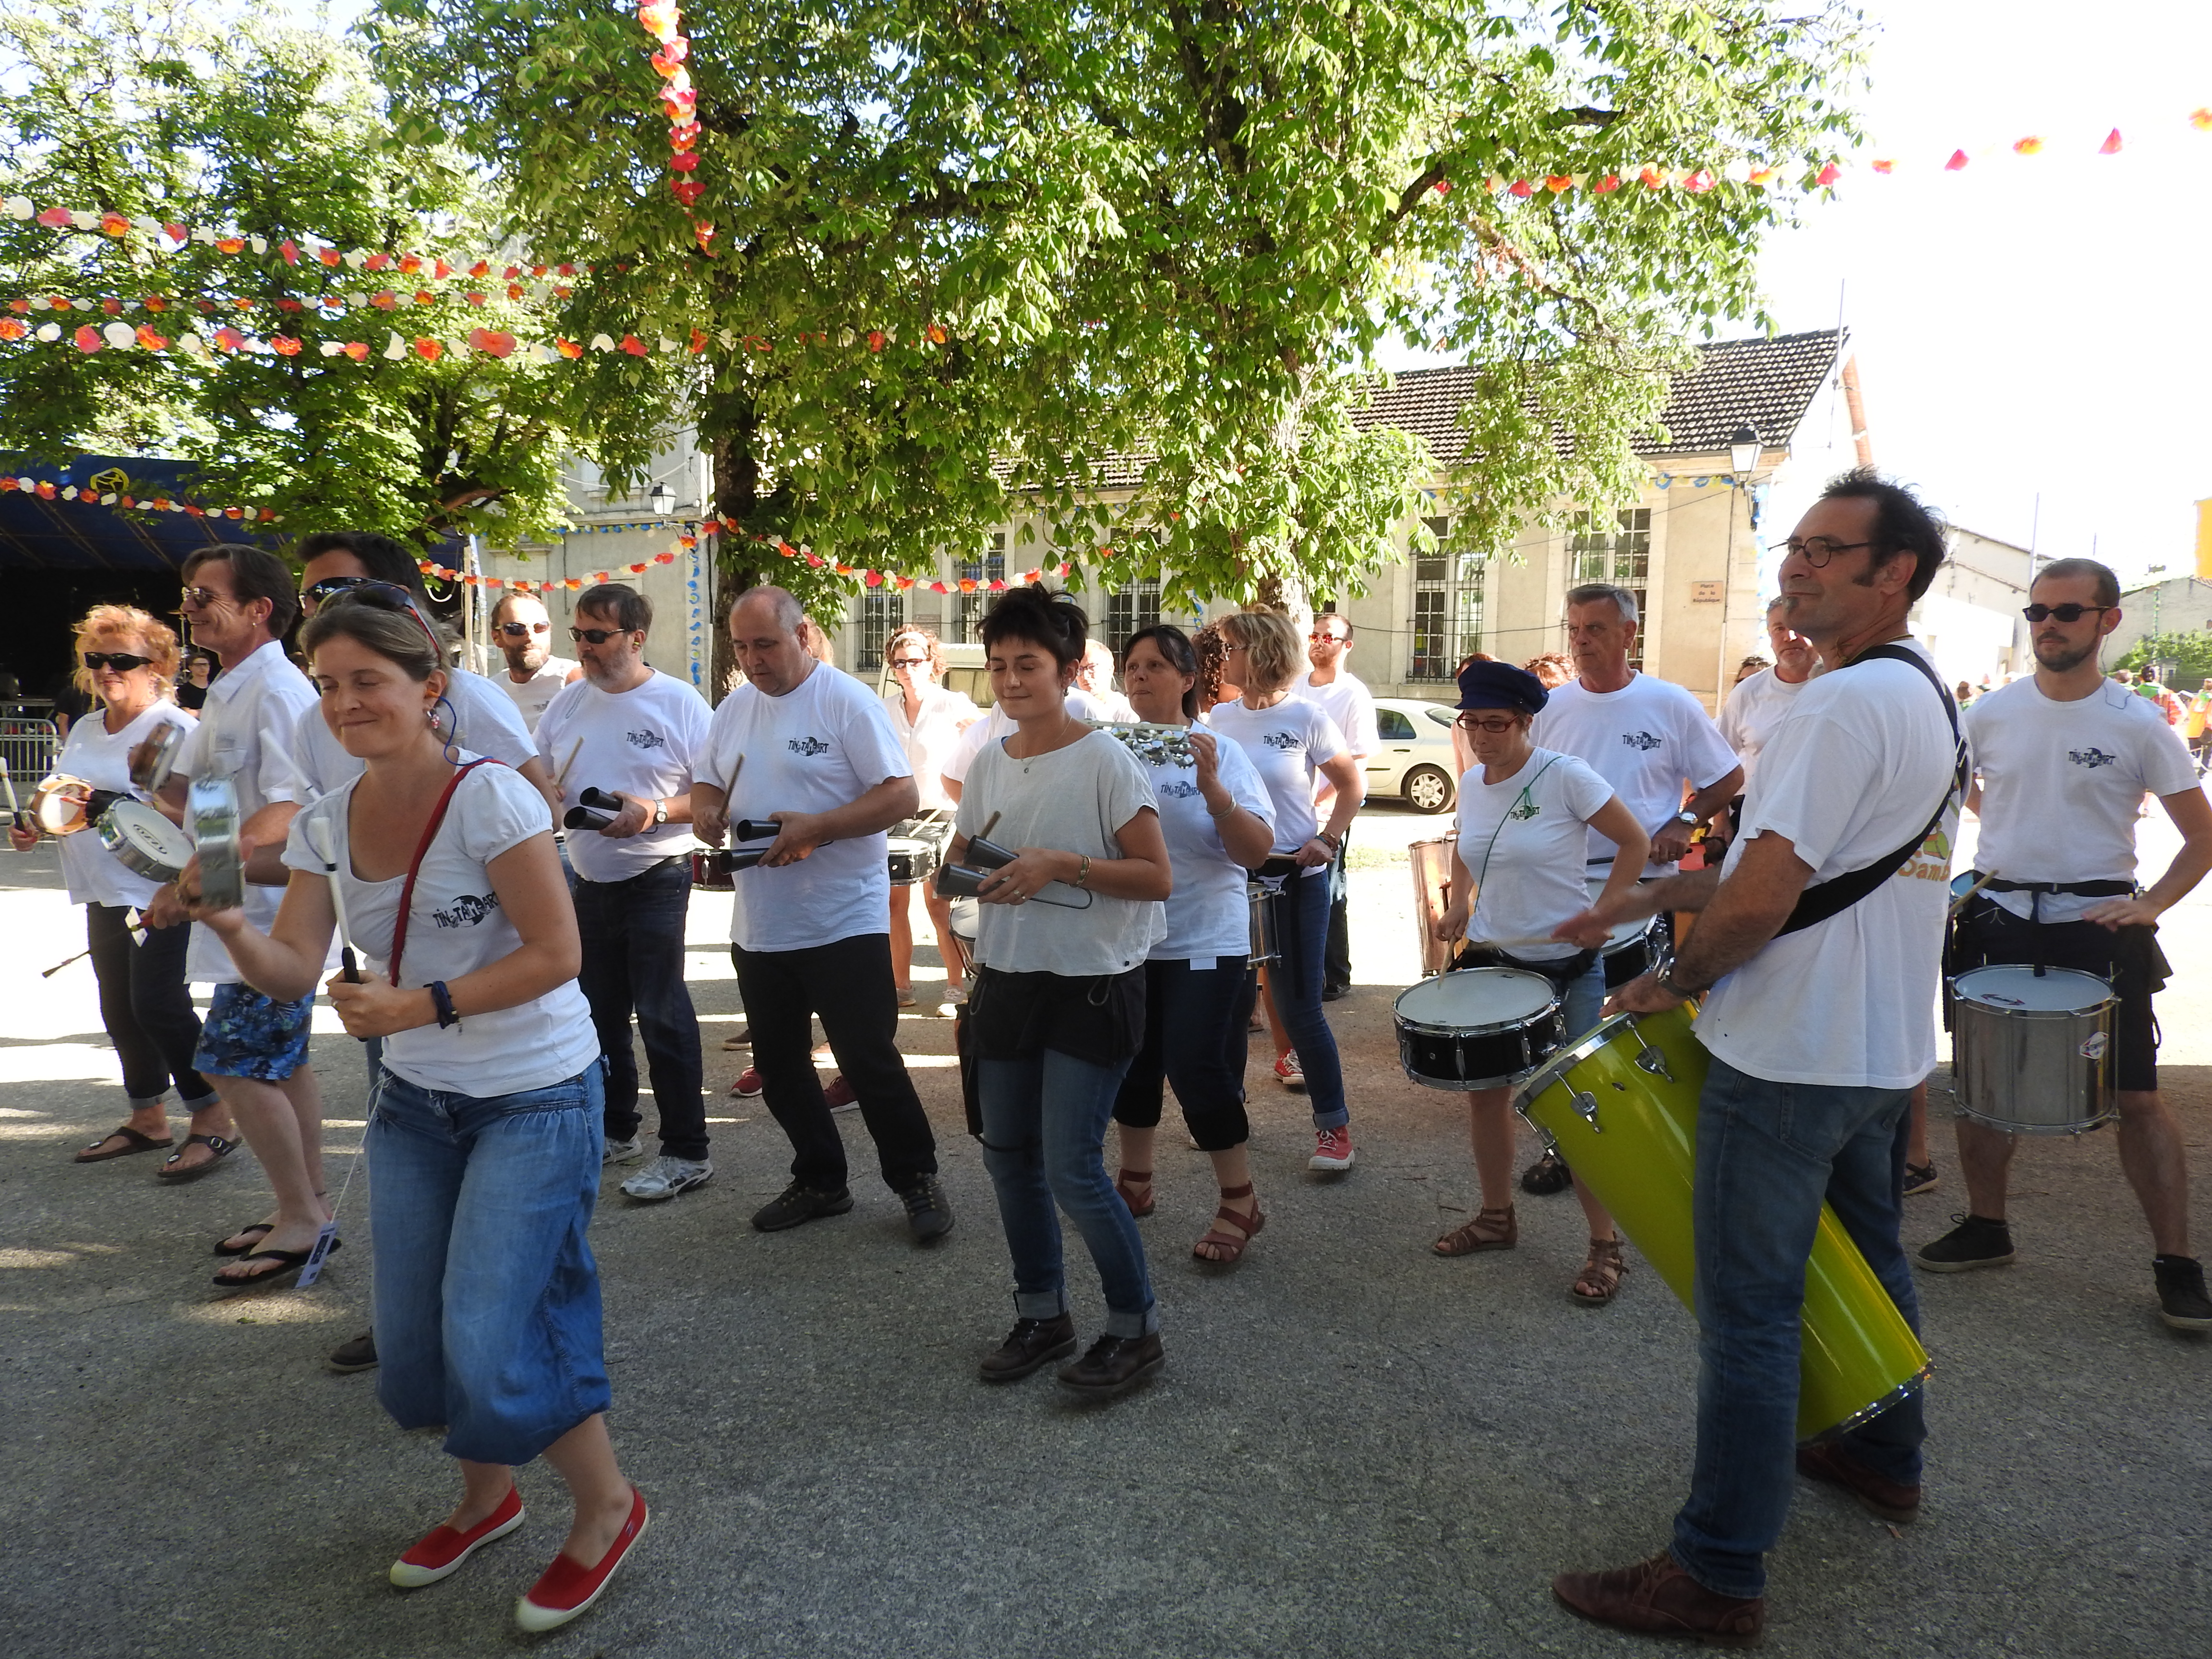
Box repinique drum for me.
[1247,882,1279,964]
[1949,964,2118,1135]
[887,836,940,887]
[1600,914,1658,989]
[1516,1007,1930,1440]
[1410,833,1460,978]
[1393,968,1563,1091]
[95,800,192,881]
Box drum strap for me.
[388,758,502,985]
[1773,643,1966,938]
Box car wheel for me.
[1404,764,1454,814]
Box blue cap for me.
[1455,660,1548,715]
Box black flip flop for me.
[212,1223,275,1258]
[75,1125,174,1164]
[211,1237,339,1290]
[157,1132,237,1183]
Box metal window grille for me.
[952,536,1005,642]
[1105,577,1162,657]
[1568,509,1650,669]
[855,590,904,670]
[1408,517,1482,680]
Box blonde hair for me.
[74,604,180,700]
[1219,607,1302,694]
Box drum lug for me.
[1570,1089,1602,1132]
[1624,1020,1674,1083]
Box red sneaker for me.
[1273,1051,1306,1092]
[730,1067,764,1099]
[1310,1126,1355,1171]
[514,1486,649,1633]
[388,1485,524,1588]
[822,1074,859,1113]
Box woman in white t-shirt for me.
[950,586,1173,1397]
[1106,626,1278,1263]
[8,605,221,1165]
[880,624,981,1007]
[1431,661,1650,1305]
[1205,608,1365,1171]
[185,592,644,1634]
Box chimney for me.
[1841,355,1875,469]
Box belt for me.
[573,854,683,886]
[1983,878,2134,898]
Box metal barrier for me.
[0,719,62,794]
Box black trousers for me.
[1324,826,1352,990]
[87,904,212,1106]
[573,861,708,1160]
[1112,956,1254,1151]
[733,931,937,1193]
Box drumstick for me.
[1948,869,1998,919]
[43,911,144,977]
[552,736,584,790]
[305,816,363,987]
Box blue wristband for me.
[429,980,461,1030]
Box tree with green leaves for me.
[2120,632,2212,694]
[0,0,586,549]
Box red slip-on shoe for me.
[514,1487,649,1633]
[388,1485,524,1588]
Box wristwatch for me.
[652,799,669,827]
[1672,810,1699,829]
[1653,953,1703,998]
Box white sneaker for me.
[620,1155,715,1202]
[602,1136,644,1166]
[938,985,968,1019]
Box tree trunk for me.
[705,391,768,699]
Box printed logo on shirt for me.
[2068,746,2118,769]
[1157,779,1200,799]
[787,735,830,757]
[1261,732,1300,751]
[432,892,501,928]
[1508,795,1541,820]
[1621,730,1662,752]
[626,729,665,750]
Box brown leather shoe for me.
[1552,1551,1764,1646]
[978,1313,1078,1383]
[1057,1330,1165,1396]
[1796,1441,1922,1523]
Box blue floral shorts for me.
[192,983,313,1082]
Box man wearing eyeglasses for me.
[1295,613,1377,1000]
[490,590,582,734]
[1921,558,2212,1332]
[535,583,714,1205]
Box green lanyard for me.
[1470,754,1565,899]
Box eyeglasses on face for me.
[498,621,551,637]
[179,585,229,608]
[1778,536,1874,566]
[2022,602,2113,624]
[889,656,932,668]
[569,625,636,645]
[1309,631,1347,643]
[1455,713,1521,733]
[82,651,154,673]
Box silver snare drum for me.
[1392,968,1563,1091]
[1950,964,2118,1135]
[1247,882,1279,964]
[96,800,192,882]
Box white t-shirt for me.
[1965,676,2201,924]
[1716,667,1810,796]
[955,728,1165,975]
[293,667,538,800]
[1295,669,1380,757]
[534,671,711,882]
[940,688,1112,786]
[495,657,579,734]
[283,760,597,1096]
[695,662,914,953]
[51,701,197,909]
[1452,747,1616,963]
[1696,643,1960,1089]
[175,640,318,985]
[1531,672,1741,876]
[1129,727,1274,962]
[1204,695,1348,868]
[883,683,982,809]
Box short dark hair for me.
[980,583,1087,670]
[2032,556,2120,608]
[294,529,426,598]
[576,582,651,633]
[1816,468,1947,601]
[181,544,299,637]
[1122,624,1201,720]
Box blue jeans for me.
[572,859,707,1160]
[1272,872,1348,1129]
[1559,957,1604,1038]
[979,1049,1158,1338]
[367,1065,612,1467]
[1112,955,1253,1151]
[1671,1057,1926,1599]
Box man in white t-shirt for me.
[535,583,714,1206]
[1715,598,1817,825]
[691,587,951,1242]
[1296,612,1378,998]
[1921,558,2212,1330]
[491,590,582,733]
[1532,585,1743,880]
[1552,472,1961,1641]
[1075,639,1139,722]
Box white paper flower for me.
[102,321,135,348]
[4,197,34,220]
[35,322,60,342]
[384,332,407,360]
[69,209,98,230]
[589,333,615,352]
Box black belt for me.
[1982,878,2133,898]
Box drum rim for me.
[1511,1010,1650,1111]
[1949,963,2117,1015]
[1599,914,1656,953]
[96,799,190,871]
[1392,967,1560,1036]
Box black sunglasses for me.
[2022,603,2113,624]
[498,621,551,637]
[307,580,447,659]
[83,651,154,673]
[570,625,636,645]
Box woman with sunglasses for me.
[1204,608,1365,1170]
[951,586,1173,1396]
[182,592,644,1632]
[880,624,981,1009]
[1431,661,1649,1304]
[1107,625,1278,1262]
[9,607,227,1167]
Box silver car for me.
[1366,697,1462,814]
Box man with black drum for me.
[1922,557,2212,1330]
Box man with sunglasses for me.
[1921,559,2212,1331]
[1295,613,1378,1000]
[490,590,582,733]
[535,583,714,1205]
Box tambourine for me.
[31,774,121,836]
[130,722,187,795]
[1088,721,1199,769]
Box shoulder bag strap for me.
[387,757,501,985]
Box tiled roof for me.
[1353,328,1845,466]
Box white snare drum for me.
[1600,914,1658,989]
[1950,964,2119,1135]
[1393,967,1563,1090]
[31,773,96,835]
[96,800,192,881]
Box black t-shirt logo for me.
[2068,746,2117,769]
[1622,730,1662,752]
[1261,732,1298,751]
[626,729,666,750]
[433,893,501,928]
[787,735,830,757]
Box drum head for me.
[32,775,91,834]
[1603,915,1654,952]
[1949,870,1981,902]
[102,800,192,869]
[1395,967,1557,1032]
[1953,964,2113,1014]
[948,896,980,943]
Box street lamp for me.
[648,481,674,516]
[1714,423,1761,712]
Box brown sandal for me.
[1434,1204,1517,1256]
[1193,1182,1265,1264]
[1114,1168,1154,1218]
[1572,1236,1629,1304]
